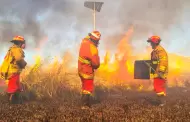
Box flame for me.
[97,26,190,90]
[31,55,42,72]
[97,26,134,83]
[15,26,190,92]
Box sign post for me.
[84,1,104,30]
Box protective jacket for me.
[78,36,100,79]
[151,45,168,78]
[0,44,27,80]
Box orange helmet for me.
[11,36,25,43]
[89,31,101,41]
[147,36,161,44]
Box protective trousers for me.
[154,78,166,96]
[80,78,94,107]
[7,74,23,104]
[154,78,166,105]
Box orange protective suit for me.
[151,45,168,96]
[78,36,100,94]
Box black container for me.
[134,60,151,79]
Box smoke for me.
[100,0,186,51]
[0,0,189,62]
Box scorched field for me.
[0,72,190,122]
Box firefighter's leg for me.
[154,78,166,106]
[8,91,21,104]
[81,93,91,108]
[15,91,23,104]
[81,78,93,109]
[6,79,14,104]
[156,92,166,105]
[12,92,19,104]
[7,74,23,104]
[8,93,13,104]
[8,92,17,104]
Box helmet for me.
[147,36,161,44]
[89,31,101,41]
[11,36,25,43]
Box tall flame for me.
[97,26,190,89]
[97,26,134,83]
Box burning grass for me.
[0,53,190,121]
[5,43,190,101]
[12,53,190,102]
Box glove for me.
[0,72,7,80]
[158,71,165,79]
[17,59,27,69]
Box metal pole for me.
[143,61,162,78]
[93,2,96,30]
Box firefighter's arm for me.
[90,44,100,69]
[158,49,168,73]
[12,48,27,68]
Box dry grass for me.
[17,54,80,101]
[17,55,190,101]
[0,54,190,121]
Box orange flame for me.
[97,26,190,89]
[97,26,134,83]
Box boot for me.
[156,96,166,106]
[9,92,22,104]
[159,96,166,106]
[7,93,13,104]
[81,94,91,109]
[8,93,15,104]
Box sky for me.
[0,0,190,65]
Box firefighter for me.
[147,36,168,106]
[0,36,27,104]
[78,31,101,109]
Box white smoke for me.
[0,0,189,65]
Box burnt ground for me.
[0,87,190,122]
